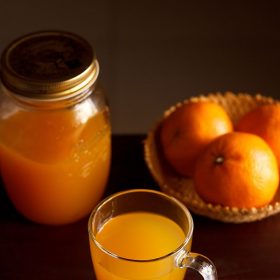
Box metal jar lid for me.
[0,31,99,100]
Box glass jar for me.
[0,31,111,225]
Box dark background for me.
[1,0,280,133]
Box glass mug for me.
[0,31,111,225]
[88,189,217,280]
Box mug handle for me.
[176,250,218,280]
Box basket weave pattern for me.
[144,92,280,223]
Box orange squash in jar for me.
[0,31,111,225]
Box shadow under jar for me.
[0,31,111,225]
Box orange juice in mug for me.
[0,31,111,225]
[88,189,218,280]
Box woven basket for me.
[144,92,280,223]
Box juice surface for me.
[91,212,189,280]
[0,106,111,224]
[96,212,185,260]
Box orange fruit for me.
[236,104,280,169]
[194,132,279,208]
[160,101,233,177]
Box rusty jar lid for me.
[0,31,99,100]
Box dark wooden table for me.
[0,135,280,280]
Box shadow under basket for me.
[144,92,280,223]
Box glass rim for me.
[88,188,194,263]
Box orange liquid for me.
[0,107,111,224]
[90,212,189,280]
